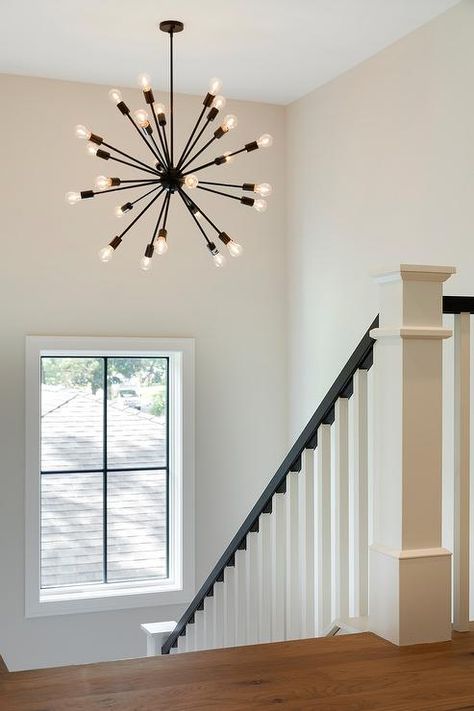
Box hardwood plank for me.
[2,633,474,710]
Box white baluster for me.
[246,530,260,644]
[213,581,225,649]
[299,448,315,637]
[203,593,215,649]
[223,564,236,647]
[258,510,272,643]
[352,370,368,619]
[177,634,187,653]
[234,547,247,646]
[334,398,349,622]
[194,609,205,650]
[315,425,332,635]
[271,490,286,642]
[453,312,470,631]
[286,469,300,639]
[186,621,196,652]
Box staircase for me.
[152,265,474,655]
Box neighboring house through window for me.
[25,337,194,616]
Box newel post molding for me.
[369,264,456,646]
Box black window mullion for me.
[103,356,108,584]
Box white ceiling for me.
[0,0,460,104]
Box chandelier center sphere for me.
[160,167,184,193]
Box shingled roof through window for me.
[40,387,167,588]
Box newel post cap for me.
[372,264,456,284]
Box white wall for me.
[3,0,473,672]
[0,75,287,670]
[286,0,474,438]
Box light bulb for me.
[108,88,122,105]
[140,255,152,271]
[184,174,199,189]
[156,235,168,255]
[95,175,111,191]
[65,191,81,206]
[74,124,91,140]
[98,245,114,263]
[223,114,238,131]
[154,102,166,115]
[191,206,204,221]
[255,182,272,197]
[227,240,243,257]
[114,203,132,218]
[87,142,98,156]
[138,73,152,91]
[134,109,149,127]
[254,199,267,213]
[209,77,223,95]
[257,133,273,149]
[213,252,226,268]
[212,95,226,111]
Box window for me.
[25,337,194,616]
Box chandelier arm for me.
[181,135,217,172]
[118,189,165,239]
[184,118,211,163]
[130,184,164,207]
[200,181,245,188]
[161,124,171,166]
[182,147,247,176]
[223,147,247,159]
[108,155,161,177]
[150,192,170,245]
[125,113,162,162]
[182,159,216,175]
[178,190,212,245]
[196,185,242,202]
[163,191,172,229]
[93,180,160,196]
[177,124,207,172]
[176,105,207,169]
[102,141,159,172]
[179,189,221,234]
[151,110,170,167]
[142,129,166,166]
[148,133,167,168]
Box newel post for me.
[369,264,455,645]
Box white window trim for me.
[25,336,195,617]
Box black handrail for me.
[162,314,379,653]
[443,296,474,314]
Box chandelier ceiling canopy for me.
[66,19,273,270]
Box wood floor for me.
[2,632,474,710]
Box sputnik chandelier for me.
[66,19,273,270]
